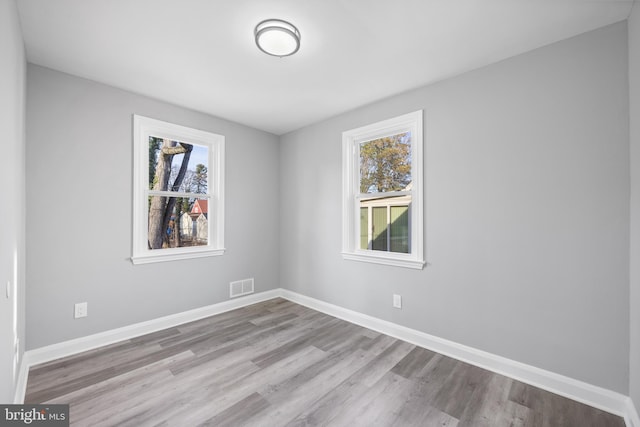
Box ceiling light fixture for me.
[254,19,301,57]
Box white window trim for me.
[131,115,225,265]
[342,110,425,270]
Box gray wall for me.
[26,65,280,349]
[0,0,26,403]
[280,23,630,393]
[629,1,640,413]
[20,10,635,403]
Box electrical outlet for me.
[74,302,88,318]
[393,294,402,309]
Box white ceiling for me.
[17,0,634,135]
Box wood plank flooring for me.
[25,298,626,427]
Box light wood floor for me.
[25,298,625,427]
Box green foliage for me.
[193,163,208,194]
[359,132,411,193]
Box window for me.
[132,115,225,264]
[342,111,424,269]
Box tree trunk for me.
[148,139,193,249]
[161,144,192,247]
[173,204,182,248]
[148,139,174,249]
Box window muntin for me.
[132,116,224,264]
[342,111,424,269]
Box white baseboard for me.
[13,358,29,404]
[627,397,640,427]
[14,287,637,427]
[278,289,633,425]
[14,289,281,403]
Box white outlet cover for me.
[393,294,402,309]
[74,302,88,318]
[6,281,10,299]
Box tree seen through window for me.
[147,136,209,249]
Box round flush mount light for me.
[254,19,301,57]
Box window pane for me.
[372,207,388,251]
[148,196,208,249]
[390,205,409,253]
[148,136,209,194]
[360,207,369,249]
[360,132,411,194]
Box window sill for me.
[341,251,425,270]
[131,248,225,265]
